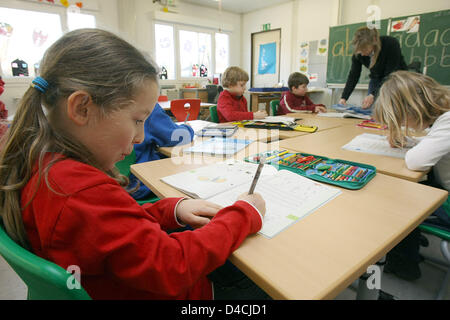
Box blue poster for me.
[258,42,276,74]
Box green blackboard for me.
[326,9,450,86]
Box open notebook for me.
[342,133,412,158]
[161,160,341,238]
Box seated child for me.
[278,72,327,115]
[374,70,450,281]
[217,66,267,122]
[0,28,267,300]
[129,102,194,200]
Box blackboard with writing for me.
[326,9,450,86]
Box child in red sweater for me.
[217,66,267,122]
[278,72,327,115]
[0,29,267,300]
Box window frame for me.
[0,3,98,79]
[154,21,230,82]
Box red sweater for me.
[21,155,263,300]
[217,89,253,123]
[278,91,324,115]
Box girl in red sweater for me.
[0,29,267,300]
[217,66,267,122]
[278,72,327,115]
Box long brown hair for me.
[374,71,450,148]
[352,26,381,68]
[0,29,159,248]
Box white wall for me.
[117,0,242,88]
[1,0,119,117]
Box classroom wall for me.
[242,0,450,106]
[1,0,119,117]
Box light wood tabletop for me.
[131,154,448,300]
[279,124,427,182]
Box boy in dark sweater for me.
[278,72,327,115]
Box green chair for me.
[418,198,450,300]
[115,149,159,205]
[209,105,219,123]
[0,223,91,300]
[270,99,280,116]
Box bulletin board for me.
[250,29,281,88]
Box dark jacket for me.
[341,36,407,100]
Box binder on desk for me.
[183,137,252,156]
[195,124,238,137]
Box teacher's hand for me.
[362,94,374,109]
[339,98,347,105]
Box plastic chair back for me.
[158,95,168,102]
[170,99,201,122]
[115,149,137,178]
[115,150,159,205]
[0,223,91,300]
[270,99,280,116]
[209,105,219,123]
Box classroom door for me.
[251,29,281,88]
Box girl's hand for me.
[362,94,374,109]
[176,199,223,228]
[237,192,266,217]
[339,98,347,105]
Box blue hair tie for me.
[31,76,49,93]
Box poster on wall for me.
[258,42,277,75]
[299,41,309,74]
[391,16,420,33]
[317,38,328,56]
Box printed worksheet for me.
[161,160,278,199]
[342,133,411,158]
[207,170,341,238]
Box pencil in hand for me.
[248,157,265,195]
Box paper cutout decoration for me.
[60,0,69,7]
[391,16,420,33]
[317,38,328,56]
[0,22,13,37]
[299,41,309,74]
[76,2,83,8]
[258,42,277,75]
[200,64,208,77]
[32,29,48,47]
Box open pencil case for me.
[245,150,376,190]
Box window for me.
[0,7,62,77]
[67,12,96,31]
[154,23,229,80]
[215,33,229,74]
[179,30,211,78]
[155,24,175,80]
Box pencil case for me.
[245,150,376,190]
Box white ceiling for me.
[181,0,294,14]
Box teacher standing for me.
[339,26,408,109]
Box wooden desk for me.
[248,91,283,113]
[131,155,448,299]
[279,125,426,182]
[158,125,281,158]
[277,113,362,139]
